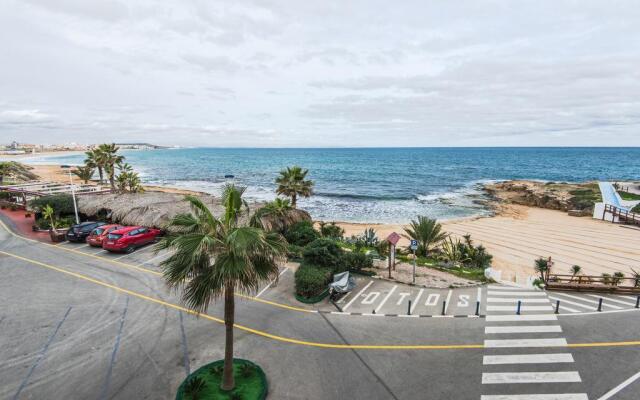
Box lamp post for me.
[61,165,79,224]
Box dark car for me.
[66,221,106,242]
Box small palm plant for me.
[42,204,56,230]
[612,272,625,286]
[360,228,379,247]
[570,265,581,282]
[534,257,549,282]
[439,237,470,268]
[631,268,640,288]
[71,165,94,184]
[183,376,206,400]
[403,216,448,257]
[156,185,287,391]
[601,273,612,285]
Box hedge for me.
[29,194,75,216]
[302,238,343,269]
[284,220,319,247]
[294,263,331,298]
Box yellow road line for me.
[0,249,481,350]
[0,217,312,314]
[2,248,640,350]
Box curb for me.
[315,309,485,318]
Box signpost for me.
[386,232,401,279]
[410,239,418,284]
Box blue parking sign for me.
[410,240,418,250]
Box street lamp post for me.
[61,165,80,224]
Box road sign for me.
[410,240,418,251]
[386,232,400,246]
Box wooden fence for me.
[546,273,640,294]
[602,204,640,226]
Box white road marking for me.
[424,293,440,307]
[477,287,482,303]
[443,289,452,313]
[141,252,168,266]
[487,291,546,297]
[481,394,587,400]
[361,291,380,305]
[482,371,581,384]
[597,370,640,400]
[551,292,621,309]
[484,325,562,334]
[615,294,638,301]
[342,281,373,311]
[486,314,557,322]
[486,305,552,312]
[487,285,532,290]
[396,292,410,305]
[374,285,397,313]
[256,267,289,298]
[483,353,574,365]
[484,338,567,348]
[410,289,424,314]
[586,294,635,307]
[336,291,352,304]
[548,296,594,310]
[457,294,469,307]
[487,298,549,303]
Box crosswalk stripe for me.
[486,314,557,322]
[487,298,549,303]
[480,394,588,400]
[487,291,546,297]
[484,338,567,348]
[615,294,638,301]
[482,371,581,384]
[482,353,574,365]
[487,285,535,291]
[556,304,581,313]
[547,296,593,310]
[485,325,562,334]
[486,305,552,312]
[585,294,635,306]
[550,292,622,309]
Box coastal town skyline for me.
[2,0,640,148]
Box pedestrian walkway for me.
[480,285,588,399]
[547,291,639,314]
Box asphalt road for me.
[1,214,640,400]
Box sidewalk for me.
[0,208,50,242]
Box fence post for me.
[408,300,412,315]
[555,300,560,314]
[598,298,603,312]
[516,300,521,315]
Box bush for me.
[632,204,640,214]
[287,244,304,260]
[341,251,373,273]
[35,216,75,230]
[284,220,319,247]
[29,194,75,216]
[302,238,344,270]
[319,221,344,239]
[294,264,331,298]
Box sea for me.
[24,147,640,224]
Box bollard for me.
[475,301,480,316]
[372,309,376,314]
[555,300,560,314]
[597,298,603,312]
[516,300,521,315]
[442,301,447,315]
[408,300,412,315]
[636,296,639,309]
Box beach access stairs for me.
[592,181,640,226]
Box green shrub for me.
[632,204,640,214]
[284,220,319,246]
[294,264,331,298]
[183,376,206,400]
[29,194,75,216]
[341,251,373,273]
[302,238,344,269]
[287,244,304,260]
[319,221,345,239]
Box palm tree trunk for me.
[221,283,235,391]
[98,167,104,184]
[291,193,297,208]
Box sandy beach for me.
[18,164,640,284]
[338,205,640,284]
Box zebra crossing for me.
[547,291,640,314]
[480,285,588,400]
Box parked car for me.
[87,224,125,247]
[66,221,106,242]
[102,226,162,253]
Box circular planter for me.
[176,358,268,400]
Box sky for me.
[1,0,639,147]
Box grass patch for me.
[568,185,602,210]
[177,359,267,400]
[618,191,640,201]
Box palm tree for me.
[403,216,448,257]
[275,166,313,208]
[84,149,106,184]
[71,165,94,184]
[534,257,549,282]
[155,185,287,391]
[99,143,124,190]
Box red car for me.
[102,226,162,253]
[87,224,125,247]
